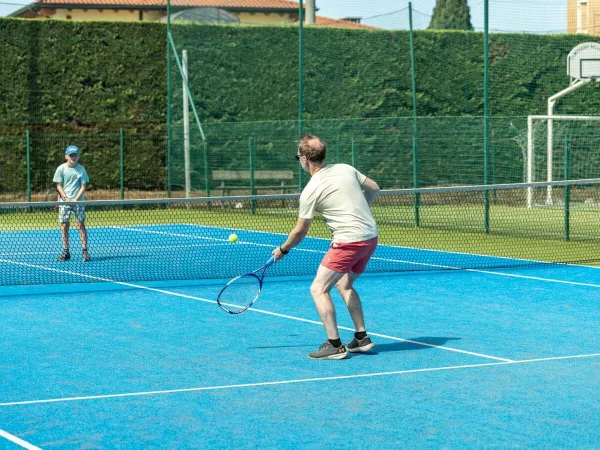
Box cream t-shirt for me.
[298,163,378,243]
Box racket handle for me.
[265,256,275,267]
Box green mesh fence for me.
[2,0,600,201]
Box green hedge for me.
[2,18,600,194]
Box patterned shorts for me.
[58,205,86,224]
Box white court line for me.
[0,259,510,362]
[466,269,600,288]
[0,429,42,450]
[1,353,599,408]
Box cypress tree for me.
[429,0,473,31]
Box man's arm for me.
[272,217,312,261]
[362,177,380,205]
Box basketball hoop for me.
[567,42,600,84]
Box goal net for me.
[527,115,600,207]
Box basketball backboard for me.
[567,42,600,82]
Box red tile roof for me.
[29,0,378,28]
[36,0,301,7]
[315,16,377,30]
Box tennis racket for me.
[217,256,275,314]
[45,187,65,210]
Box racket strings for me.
[218,274,261,313]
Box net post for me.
[120,128,125,200]
[564,135,571,241]
[26,129,31,202]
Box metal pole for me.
[203,140,210,198]
[120,128,125,200]
[166,0,172,198]
[249,137,256,214]
[409,2,420,227]
[564,135,570,241]
[483,0,490,234]
[527,115,534,207]
[183,49,191,198]
[305,0,315,25]
[298,0,304,191]
[26,130,31,202]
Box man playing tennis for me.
[272,135,380,360]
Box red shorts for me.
[321,237,378,274]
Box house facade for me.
[9,0,374,29]
[567,0,600,34]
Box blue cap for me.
[65,145,80,155]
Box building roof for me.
[29,0,301,8]
[11,0,378,29]
[314,16,376,30]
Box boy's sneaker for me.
[308,340,347,360]
[82,250,91,262]
[347,335,375,353]
[57,250,70,262]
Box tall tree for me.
[429,0,473,31]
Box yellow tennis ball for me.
[228,233,238,243]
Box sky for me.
[0,0,568,34]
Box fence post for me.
[203,140,210,198]
[483,0,490,234]
[249,137,256,214]
[409,2,420,227]
[26,129,31,202]
[120,128,125,200]
[564,135,570,241]
[297,0,304,192]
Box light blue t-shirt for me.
[53,163,89,199]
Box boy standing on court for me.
[272,135,380,360]
[53,145,90,262]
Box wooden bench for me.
[212,170,296,196]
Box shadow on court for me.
[366,336,461,355]
[249,337,461,352]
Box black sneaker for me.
[82,250,91,262]
[347,336,375,353]
[57,250,70,262]
[308,340,347,360]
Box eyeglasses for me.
[295,154,302,160]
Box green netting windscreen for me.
[167,24,300,196]
[165,0,600,198]
[3,0,600,201]
[0,19,167,200]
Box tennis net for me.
[1,178,599,286]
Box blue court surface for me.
[1,224,600,448]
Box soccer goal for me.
[526,115,600,207]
